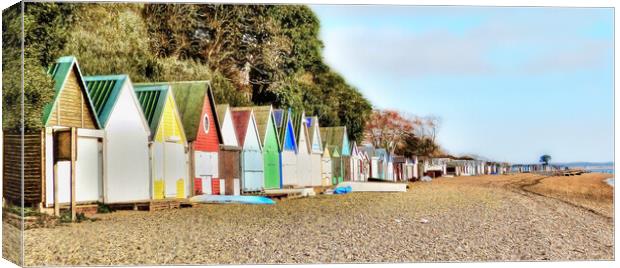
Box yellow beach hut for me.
[134,84,190,200]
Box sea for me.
[586,168,615,187]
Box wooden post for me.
[53,160,59,216]
[70,127,77,221]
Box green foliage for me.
[7,3,372,141]
[96,202,115,214]
[539,155,552,165]
[62,3,159,82]
[396,132,440,158]
[2,3,56,132]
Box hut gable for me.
[170,81,222,152]
[305,116,323,154]
[274,109,297,152]
[229,106,279,150]
[84,75,149,132]
[292,111,311,154]
[44,56,100,129]
[134,84,186,144]
[231,109,261,150]
[215,104,239,147]
[320,126,350,156]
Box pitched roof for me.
[167,81,222,142]
[274,108,296,148]
[133,84,169,138]
[44,56,101,128]
[215,104,229,128]
[84,75,127,126]
[320,126,346,150]
[305,116,321,148]
[291,110,310,152]
[230,106,275,145]
[231,109,251,147]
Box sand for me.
[18,173,614,265]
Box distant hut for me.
[231,108,265,192]
[134,84,190,199]
[274,108,298,188]
[169,81,223,196]
[292,111,313,187]
[305,116,324,186]
[321,146,333,186]
[84,74,151,203]
[349,142,364,181]
[215,104,241,195]
[320,126,351,184]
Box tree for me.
[364,109,414,154]
[539,155,551,166]
[397,132,440,158]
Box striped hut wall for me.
[47,70,97,129]
[3,131,44,205]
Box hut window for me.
[203,114,210,134]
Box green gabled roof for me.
[215,104,229,129]
[327,145,340,157]
[134,84,169,138]
[230,106,278,149]
[43,56,102,128]
[169,81,207,141]
[83,75,127,126]
[320,126,346,150]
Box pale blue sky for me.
[310,5,614,164]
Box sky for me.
[310,5,614,164]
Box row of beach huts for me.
[2,56,515,213]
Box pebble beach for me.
[9,173,614,265]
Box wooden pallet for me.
[148,200,181,211]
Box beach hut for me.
[274,109,298,187]
[305,116,324,186]
[293,111,313,187]
[358,146,371,181]
[134,84,190,199]
[349,142,363,181]
[168,81,223,196]
[84,75,150,204]
[320,126,351,184]
[374,148,389,180]
[37,56,105,210]
[231,108,265,192]
[321,146,333,186]
[215,104,241,195]
[326,145,342,185]
[234,106,281,190]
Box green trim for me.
[134,83,169,139]
[43,56,102,128]
[84,75,127,126]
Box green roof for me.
[215,104,229,129]
[169,81,207,141]
[83,75,127,126]
[43,56,101,128]
[320,126,346,151]
[134,84,169,138]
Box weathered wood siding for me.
[219,148,240,195]
[47,70,97,129]
[3,131,43,204]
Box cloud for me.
[323,27,495,77]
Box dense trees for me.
[3,3,371,141]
